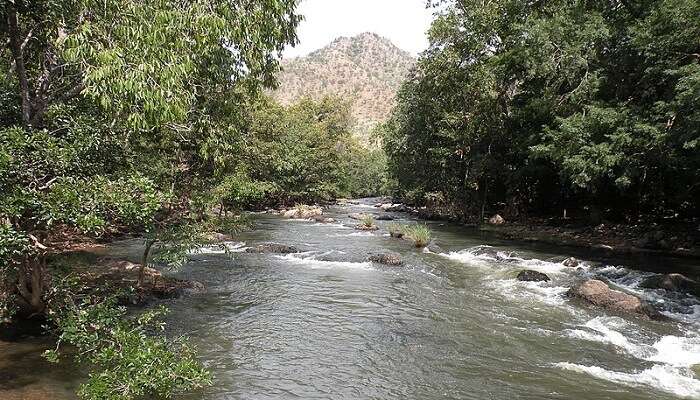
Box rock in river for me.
[283,206,323,219]
[368,253,403,266]
[639,273,700,296]
[488,214,505,225]
[516,270,551,282]
[312,215,336,223]
[562,257,580,268]
[567,279,663,320]
[246,243,299,254]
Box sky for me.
[283,0,435,59]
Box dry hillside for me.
[274,32,416,138]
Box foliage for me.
[237,96,355,204]
[45,297,211,400]
[403,225,432,248]
[0,0,303,399]
[385,0,700,223]
[343,129,393,197]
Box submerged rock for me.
[516,270,551,282]
[348,213,366,220]
[567,279,663,320]
[355,224,379,231]
[426,244,443,253]
[312,215,336,223]
[368,253,403,266]
[375,214,394,221]
[562,257,580,268]
[692,364,700,380]
[245,243,298,254]
[639,273,700,296]
[488,214,505,225]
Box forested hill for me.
[274,32,416,139]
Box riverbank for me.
[1,229,206,341]
[367,200,700,260]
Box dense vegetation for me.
[0,1,386,399]
[385,0,699,224]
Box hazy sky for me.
[283,0,434,59]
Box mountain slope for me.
[274,32,416,138]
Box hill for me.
[274,32,416,139]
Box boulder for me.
[284,206,323,219]
[516,270,551,282]
[375,214,394,221]
[379,203,395,211]
[245,243,298,254]
[563,257,580,268]
[639,273,700,296]
[488,214,505,225]
[567,279,663,320]
[368,253,403,266]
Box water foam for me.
[567,317,700,365]
[486,279,569,306]
[276,252,374,270]
[565,317,651,358]
[196,241,247,254]
[439,246,572,274]
[556,363,700,398]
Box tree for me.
[385,0,700,222]
[1,0,302,398]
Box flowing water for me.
[2,199,700,399]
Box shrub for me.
[404,224,432,248]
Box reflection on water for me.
[2,199,699,400]
[0,338,80,400]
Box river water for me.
[2,200,700,399]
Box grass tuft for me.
[360,214,375,227]
[404,224,432,248]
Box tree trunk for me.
[138,240,156,288]
[6,4,33,128]
[480,179,490,225]
[16,256,46,316]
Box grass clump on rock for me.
[355,214,378,231]
[404,224,432,248]
[360,214,375,227]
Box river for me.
[2,199,700,399]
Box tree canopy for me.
[385,0,699,222]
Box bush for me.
[404,224,432,248]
